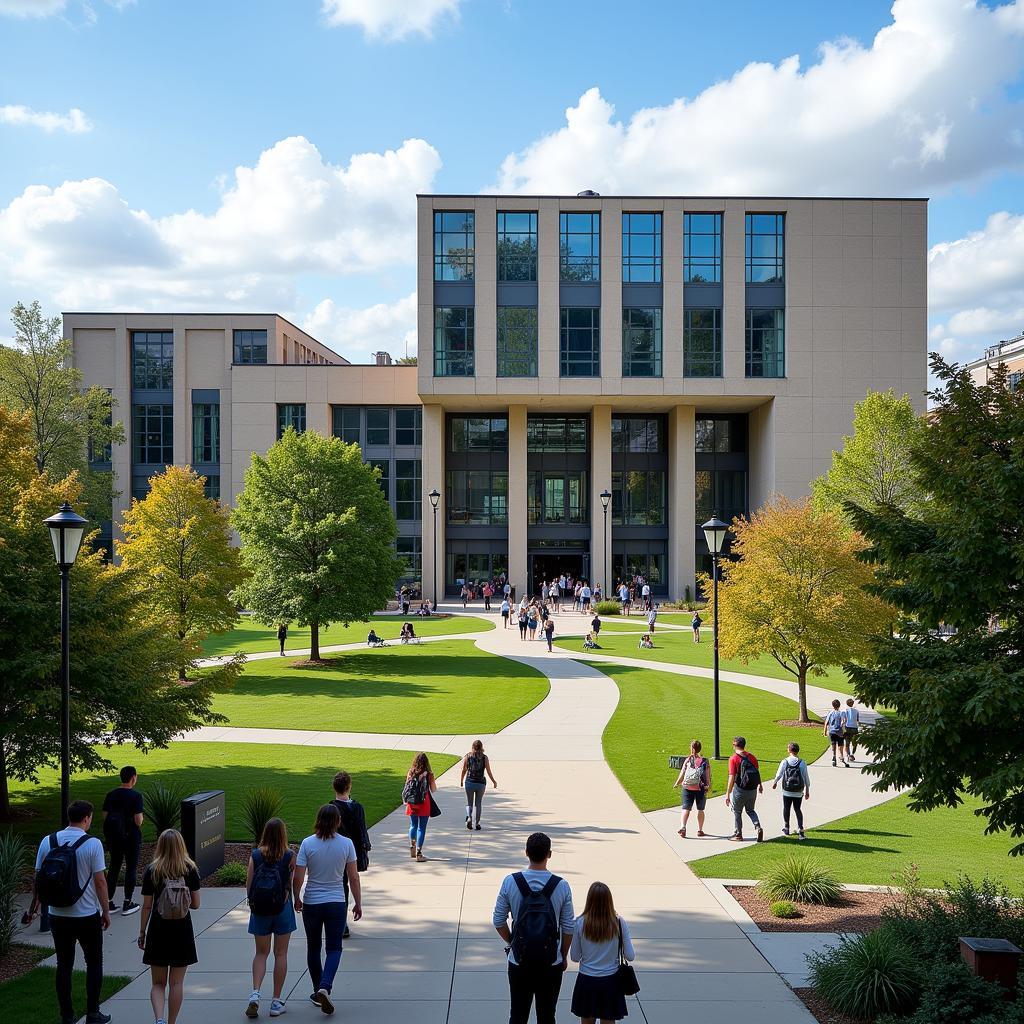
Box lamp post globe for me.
[428,489,440,609]
[599,489,611,599]
[700,515,730,759]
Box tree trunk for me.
[797,661,810,723]
[0,734,10,821]
[310,620,320,661]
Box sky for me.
[1,0,1023,368]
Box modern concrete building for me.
[66,193,928,601]
[964,330,1024,390]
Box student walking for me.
[483,582,493,611]
[102,764,144,916]
[492,832,575,1024]
[725,736,764,842]
[245,818,296,1018]
[138,829,202,1024]
[646,605,658,633]
[403,753,437,861]
[844,698,861,762]
[672,739,711,838]
[570,882,636,1023]
[501,598,511,628]
[527,606,539,641]
[691,610,702,642]
[294,805,361,1014]
[544,615,556,652]
[461,583,470,609]
[460,739,498,830]
[580,582,592,612]
[277,623,288,656]
[824,699,848,767]
[772,742,810,839]
[590,612,601,638]
[31,800,112,1024]
[641,581,652,611]
[331,771,371,939]
[518,608,528,640]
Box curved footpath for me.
[20,605,895,1022]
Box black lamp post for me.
[599,489,611,599]
[428,489,440,608]
[43,501,88,825]
[701,514,729,760]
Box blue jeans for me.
[409,814,428,848]
[301,901,347,993]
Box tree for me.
[0,409,229,819]
[117,465,246,680]
[396,355,418,365]
[849,356,1024,854]
[0,302,124,525]
[812,389,925,518]
[703,497,891,722]
[232,429,404,661]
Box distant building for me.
[964,331,1024,391]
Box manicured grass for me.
[690,792,1022,889]
[202,613,492,657]
[212,639,549,734]
[597,662,827,813]
[0,966,131,1024]
[7,742,459,842]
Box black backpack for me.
[35,834,90,908]
[736,753,761,790]
[510,873,561,968]
[782,758,804,791]
[248,849,291,917]
[402,773,426,805]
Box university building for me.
[66,193,928,600]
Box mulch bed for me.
[0,943,51,985]
[795,987,866,1024]
[727,884,898,933]
[776,719,824,728]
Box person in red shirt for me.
[404,753,437,862]
[724,736,764,842]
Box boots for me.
[410,841,417,859]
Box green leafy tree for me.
[396,355,418,365]
[117,465,246,680]
[0,409,227,819]
[850,356,1024,855]
[232,429,404,660]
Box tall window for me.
[395,407,422,445]
[746,213,785,283]
[446,470,508,524]
[366,408,390,445]
[332,406,361,444]
[528,471,588,525]
[233,329,268,364]
[611,417,662,453]
[395,459,421,521]
[684,308,722,377]
[695,469,747,526]
[131,331,173,389]
[497,307,538,377]
[695,415,746,454]
[560,212,600,281]
[433,211,475,281]
[684,213,722,283]
[192,403,219,464]
[132,404,173,465]
[560,307,600,377]
[612,470,666,526]
[497,211,537,281]
[621,212,662,282]
[527,416,588,453]
[434,307,475,376]
[397,536,421,581]
[203,475,220,501]
[613,541,667,588]
[745,308,785,378]
[449,416,508,452]
[369,460,389,500]
[276,403,306,438]
[622,307,662,377]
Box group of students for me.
[501,596,561,651]
[365,621,420,647]
[615,576,654,614]
[540,576,600,613]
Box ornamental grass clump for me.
[0,831,29,956]
[143,782,188,834]
[241,787,284,845]
[757,855,843,905]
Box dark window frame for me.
[131,330,174,390]
[434,210,475,282]
[434,306,475,377]
[497,211,538,281]
[745,307,786,378]
[684,212,723,284]
[745,212,785,284]
[622,307,662,377]
[621,212,662,283]
[276,403,306,439]
[559,307,600,377]
[132,403,173,465]
[684,307,723,378]
[192,402,220,464]
[233,328,269,365]
[497,306,539,377]
[559,211,601,282]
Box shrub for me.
[143,782,188,834]
[878,960,1002,1024]
[594,600,620,616]
[770,900,799,919]
[241,787,284,845]
[0,830,29,956]
[758,856,843,905]
[809,927,920,1019]
[213,862,248,886]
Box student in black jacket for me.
[330,771,371,939]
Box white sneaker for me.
[246,990,260,1018]
[269,1000,286,1017]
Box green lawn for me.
[7,742,458,843]
[0,966,132,1024]
[211,639,549,734]
[690,792,1022,889]
[597,662,827,813]
[202,613,492,657]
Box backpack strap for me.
[70,835,90,851]
[512,872,531,899]
[48,833,58,850]
[540,874,561,898]
[251,848,262,867]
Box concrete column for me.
[748,399,776,512]
[537,200,560,386]
[112,317,132,545]
[421,404,445,606]
[669,405,696,600]
[600,201,623,385]
[590,404,612,594]
[507,405,528,596]
[172,321,189,466]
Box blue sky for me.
[1,0,1023,363]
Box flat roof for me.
[419,193,929,202]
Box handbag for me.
[428,792,441,818]
[616,919,640,995]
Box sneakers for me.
[729,833,743,842]
[844,759,851,768]
[107,900,117,913]
[798,831,807,841]
[781,827,790,836]
[343,926,350,939]
[122,900,140,916]
[85,1014,112,1024]
[466,818,472,830]
[415,850,427,862]
[474,822,481,831]
[755,825,764,843]
[314,988,334,1014]
[409,842,417,859]
[832,757,837,767]
[246,991,260,1018]
[269,1000,286,1017]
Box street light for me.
[43,501,88,825]
[599,489,611,599]
[428,489,440,610]
[701,514,730,760]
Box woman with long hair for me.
[459,739,497,830]
[137,828,202,1024]
[570,881,636,1023]
[672,739,712,839]
[403,752,437,862]
[293,804,361,1015]
[244,817,296,1018]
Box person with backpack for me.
[245,818,296,1019]
[331,771,371,938]
[403,752,437,862]
[824,699,848,767]
[646,604,658,633]
[293,804,361,1015]
[460,739,498,830]
[772,742,811,839]
[691,610,702,642]
[277,623,288,657]
[518,607,529,641]
[672,739,712,838]
[138,828,202,1024]
[569,881,636,1023]
[31,799,112,1024]
[725,736,764,842]
[590,612,602,638]
[543,614,556,652]
[843,697,861,763]
[102,764,144,917]
[492,832,575,1024]
[501,597,511,628]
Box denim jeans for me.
[731,786,761,835]
[409,814,428,848]
[301,901,347,993]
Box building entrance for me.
[528,553,588,598]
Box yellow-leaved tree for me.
[702,497,891,722]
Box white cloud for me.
[0,104,92,133]
[496,0,1024,196]
[0,0,66,16]
[303,293,417,363]
[321,0,460,41]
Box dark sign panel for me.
[181,790,225,878]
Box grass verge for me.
[0,967,131,1023]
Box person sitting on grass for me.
[400,622,419,644]
[583,632,601,651]
[638,633,655,650]
[366,629,385,647]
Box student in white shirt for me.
[771,741,811,839]
[569,881,635,1022]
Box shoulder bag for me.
[616,918,640,995]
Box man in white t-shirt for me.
[32,800,111,1024]
[843,698,862,762]
[641,581,652,610]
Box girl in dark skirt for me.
[570,881,636,1023]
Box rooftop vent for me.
[577,189,600,198]
[374,351,393,366]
